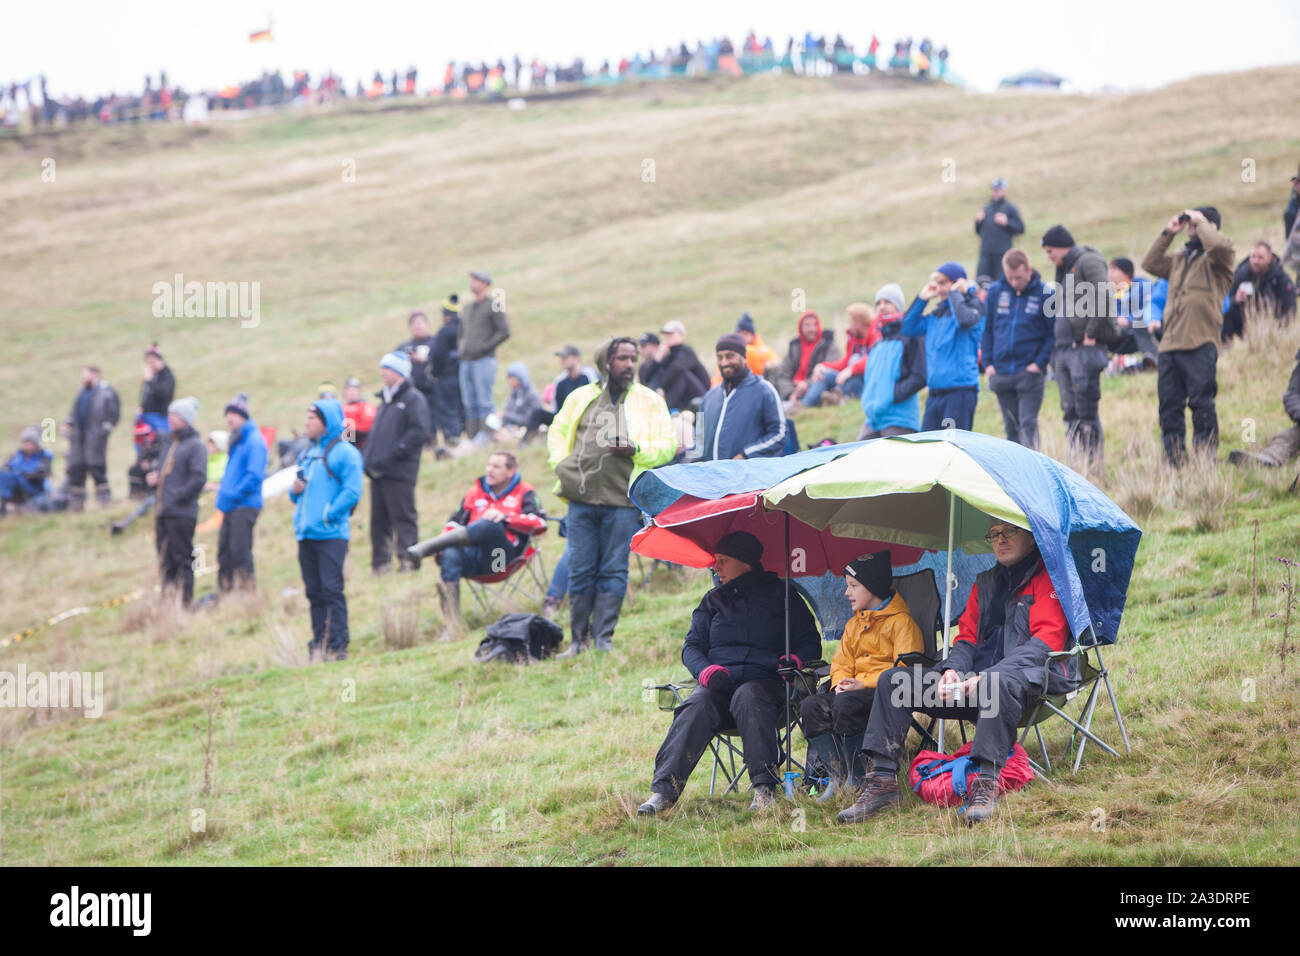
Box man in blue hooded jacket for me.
[981,249,1053,449]
[289,398,364,661]
[901,261,986,431]
[216,391,268,592]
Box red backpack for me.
[909,742,1034,808]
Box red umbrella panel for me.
[631,492,927,577]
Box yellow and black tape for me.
[2,588,146,650]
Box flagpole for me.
[939,487,955,752]
[783,510,794,796]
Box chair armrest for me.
[644,678,697,711]
[895,652,937,668]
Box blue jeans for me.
[800,368,864,407]
[565,501,642,597]
[440,519,522,582]
[459,356,497,426]
[546,542,570,600]
[922,387,978,431]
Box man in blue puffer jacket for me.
[980,250,1054,449]
[637,532,822,815]
[215,392,268,593]
[687,334,787,461]
[858,299,926,440]
[901,261,986,431]
[289,398,364,661]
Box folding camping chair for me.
[459,528,550,619]
[644,659,826,797]
[890,569,969,753]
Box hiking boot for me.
[962,772,999,825]
[836,772,902,824]
[749,784,777,812]
[637,792,674,816]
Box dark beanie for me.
[716,332,747,356]
[224,391,251,419]
[846,549,893,599]
[1041,224,1075,248]
[716,531,763,569]
[736,313,756,335]
[1195,205,1221,230]
[1110,256,1135,279]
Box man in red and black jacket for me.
[841,520,1076,826]
[407,450,546,636]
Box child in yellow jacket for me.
[800,550,923,800]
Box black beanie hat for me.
[716,531,763,570]
[846,549,893,599]
[716,332,747,356]
[1040,224,1075,249]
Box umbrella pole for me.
[939,489,955,753]
[783,511,797,797]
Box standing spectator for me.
[688,334,786,461]
[1142,207,1236,466]
[1109,258,1158,369]
[858,288,926,440]
[0,426,53,514]
[981,249,1053,448]
[147,397,206,608]
[548,338,675,657]
[64,364,120,510]
[500,361,542,441]
[1223,240,1296,340]
[1229,348,1300,469]
[1042,225,1115,469]
[215,392,267,593]
[290,399,364,661]
[524,345,599,446]
[137,343,175,439]
[799,303,875,409]
[406,450,547,638]
[654,321,711,411]
[458,270,511,447]
[900,262,986,431]
[398,309,438,439]
[1284,163,1299,247]
[363,351,431,573]
[974,177,1025,283]
[429,294,463,456]
[774,310,841,407]
[637,333,664,391]
[735,313,779,376]
[341,378,377,452]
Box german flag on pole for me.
[249,28,273,43]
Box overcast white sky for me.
[4,0,1298,99]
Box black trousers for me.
[370,478,418,569]
[218,506,260,591]
[862,665,1038,770]
[1053,344,1107,461]
[651,679,785,799]
[977,248,1007,283]
[298,538,350,654]
[430,377,464,443]
[799,687,877,737]
[156,515,197,607]
[989,369,1046,450]
[1157,343,1218,465]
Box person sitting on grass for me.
[406,450,546,639]
[838,519,1075,826]
[1228,346,1300,470]
[798,302,875,409]
[0,426,54,514]
[637,532,822,816]
[800,551,923,801]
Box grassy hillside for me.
[1,69,1298,865]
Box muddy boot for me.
[407,524,472,571]
[591,592,624,652]
[962,771,1000,825]
[1230,425,1300,468]
[95,483,113,508]
[437,580,464,640]
[804,733,842,802]
[556,592,594,658]
[837,732,867,794]
[837,771,902,824]
[68,486,87,513]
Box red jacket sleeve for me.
[1027,574,1069,652]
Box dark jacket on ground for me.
[154,425,207,521]
[681,568,822,685]
[1226,253,1297,330]
[1051,244,1115,347]
[975,197,1025,258]
[656,343,711,411]
[139,365,175,417]
[774,330,840,399]
[67,381,121,469]
[457,296,511,362]
[982,270,1055,374]
[688,367,786,461]
[363,378,432,483]
[941,554,1077,695]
